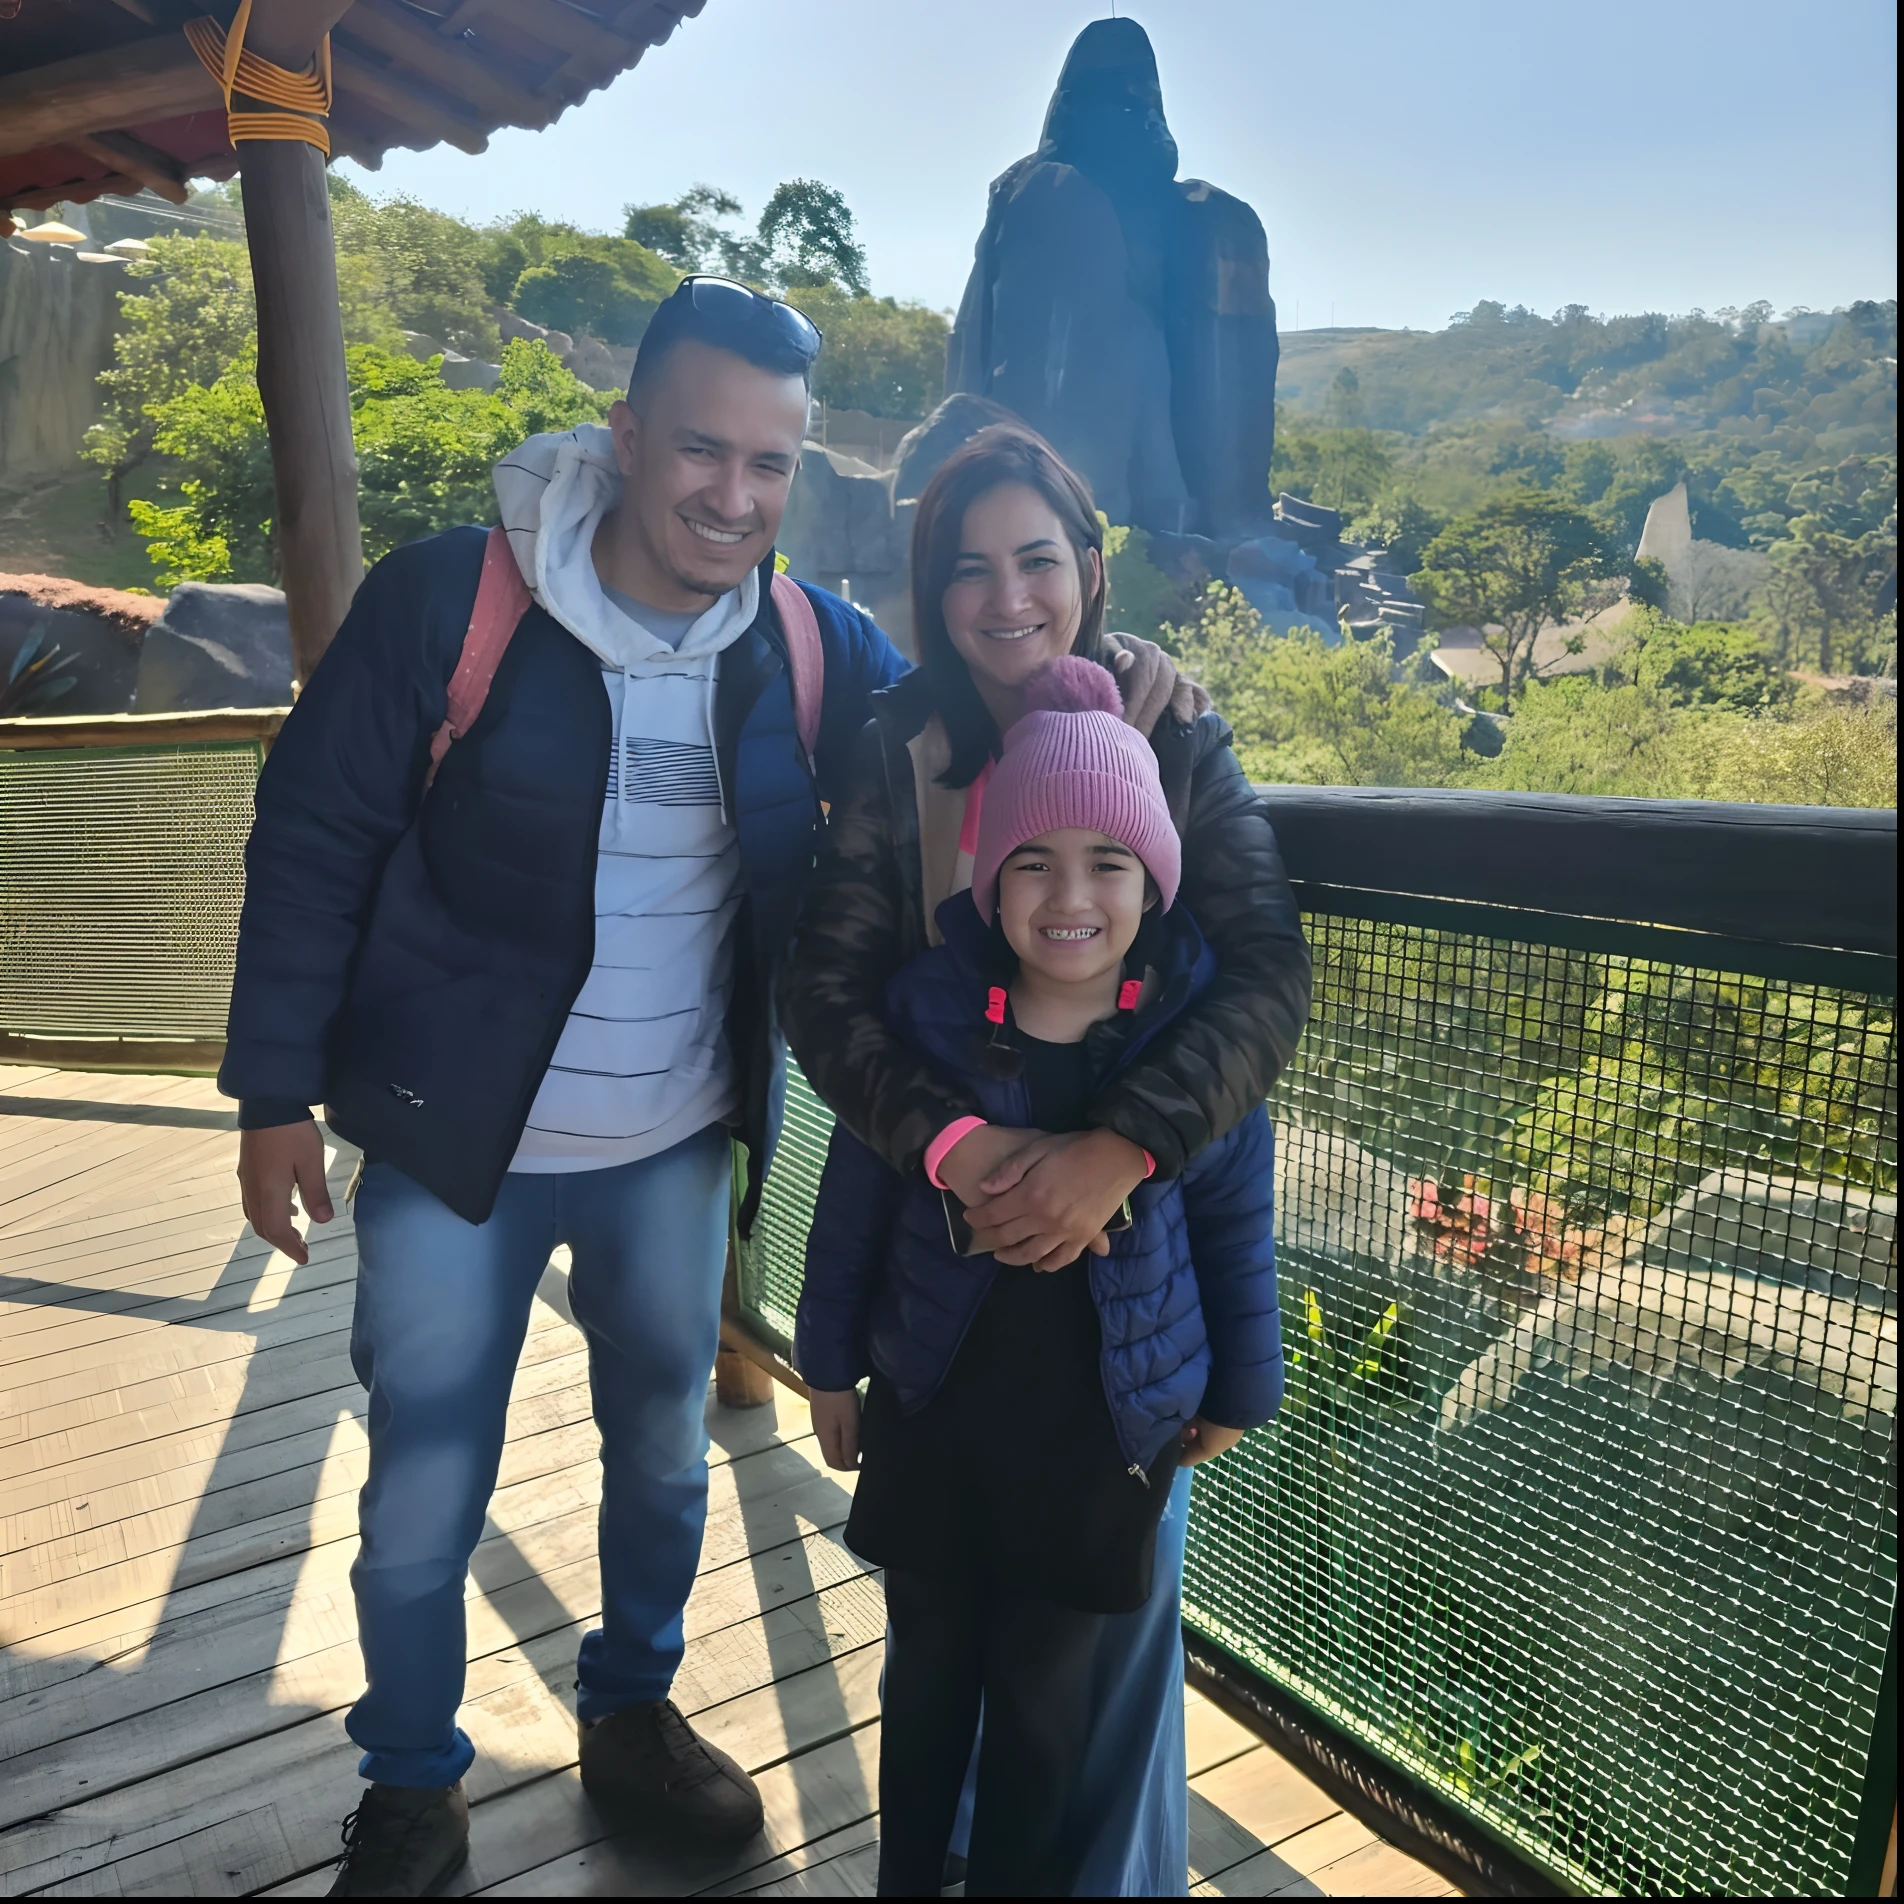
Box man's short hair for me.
[627,277,821,406]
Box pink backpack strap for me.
[769,570,825,768]
[427,526,533,786]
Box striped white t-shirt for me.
[508,588,744,1172]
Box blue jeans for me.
[344,1125,732,1787]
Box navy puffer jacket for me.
[794,894,1284,1473]
[218,525,907,1228]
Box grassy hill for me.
[1276,300,1896,462]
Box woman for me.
[780,425,1310,1892]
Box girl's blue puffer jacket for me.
[794,893,1284,1474]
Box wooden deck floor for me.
[0,1065,1457,1899]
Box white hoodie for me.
[493,425,757,1173]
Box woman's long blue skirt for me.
[938,1465,1193,1895]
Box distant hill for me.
[1276,300,1896,461]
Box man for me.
[222,279,908,1896]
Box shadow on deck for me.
[0,1066,1456,1898]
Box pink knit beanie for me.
[970,656,1181,922]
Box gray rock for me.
[439,354,502,392]
[134,582,293,712]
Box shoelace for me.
[334,1795,436,1873]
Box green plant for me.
[0,630,82,715]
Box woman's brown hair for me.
[909,425,1107,787]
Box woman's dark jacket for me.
[217,525,907,1228]
[781,664,1311,1182]
[794,894,1284,1473]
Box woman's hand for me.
[935,1123,1045,1205]
[809,1388,863,1471]
[1178,1416,1246,1468]
[963,1127,1150,1272]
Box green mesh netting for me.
[744,914,1897,1896]
[0,743,265,1042]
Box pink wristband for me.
[925,1117,988,1189]
[1140,1148,1156,1179]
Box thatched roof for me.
[0,0,705,213]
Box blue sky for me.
[340,0,1897,332]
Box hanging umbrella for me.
[16,220,86,243]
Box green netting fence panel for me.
[0,743,264,1041]
[742,916,1897,1897]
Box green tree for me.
[81,234,254,529]
[783,283,947,419]
[128,339,608,583]
[1169,584,1467,786]
[125,345,274,584]
[756,179,869,297]
[622,184,745,272]
[1414,493,1627,709]
[328,180,499,359]
[1270,421,1395,516]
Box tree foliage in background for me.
[1413,493,1628,708]
[81,234,254,527]
[1162,581,1893,809]
[784,283,947,419]
[1169,584,1468,786]
[129,339,608,584]
[755,179,870,298]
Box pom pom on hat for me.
[1015,654,1124,721]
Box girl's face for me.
[942,483,1101,700]
[997,828,1150,987]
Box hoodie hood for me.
[493,423,759,670]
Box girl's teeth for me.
[1042,927,1098,940]
[986,624,1042,640]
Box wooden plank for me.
[1190,1787,1281,1890]
[7,1586,885,1890]
[4,1514,861,1784]
[1191,1745,1342,1851]
[1187,1684,1266,1778]
[1,1442,853,1806]
[736,1839,880,1896]
[1193,1845,1325,1897]
[697,1821,882,1897]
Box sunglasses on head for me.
[670,276,824,363]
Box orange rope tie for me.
[185,0,333,156]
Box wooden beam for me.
[237,142,363,683]
[8,173,145,211]
[337,0,553,130]
[329,42,490,154]
[0,38,217,162]
[72,131,191,205]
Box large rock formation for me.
[778,394,1024,654]
[946,18,1279,539]
[0,236,123,481]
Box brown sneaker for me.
[578,1701,765,1842]
[327,1782,469,1896]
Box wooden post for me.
[716,1243,777,1408]
[238,141,362,684]
[232,0,363,684]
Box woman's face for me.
[941,482,1100,699]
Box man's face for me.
[608,338,809,600]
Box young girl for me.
[795,657,1283,1897]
